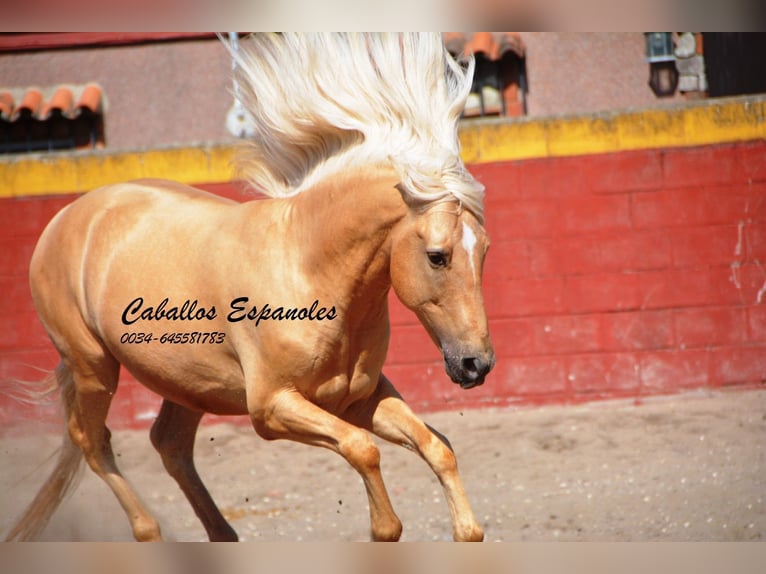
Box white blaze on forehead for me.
[461,221,478,277]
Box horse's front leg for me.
[250,388,402,541]
[345,374,484,542]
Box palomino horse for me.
[5,33,494,542]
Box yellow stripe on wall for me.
[0,145,238,198]
[1,95,764,199]
[459,94,766,165]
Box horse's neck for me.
[289,167,406,316]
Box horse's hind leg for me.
[65,349,162,541]
[150,400,238,541]
[345,374,484,542]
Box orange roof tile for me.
[17,88,43,118]
[40,87,73,120]
[77,84,102,114]
[0,83,103,122]
[0,91,14,120]
[443,32,525,60]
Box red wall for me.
[387,141,766,410]
[2,141,765,430]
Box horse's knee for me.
[339,431,381,474]
[426,433,458,475]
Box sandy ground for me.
[1,389,764,542]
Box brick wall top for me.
[2,94,765,199]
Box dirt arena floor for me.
[1,389,764,542]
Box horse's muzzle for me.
[443,350,495,389]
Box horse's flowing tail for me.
[4,363,84,541]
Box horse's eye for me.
[427,251,448,268]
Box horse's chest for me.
[311,370,378,412]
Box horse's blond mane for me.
[226,33,485,220]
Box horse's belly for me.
[115,343,249,416]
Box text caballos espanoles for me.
[121,297,337,327]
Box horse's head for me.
[390,201,495,389]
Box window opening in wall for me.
[703,32,766,98]
[0,84,105,154]
[444,32,527,119]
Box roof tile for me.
[77,84,102,114]
[41,87,74,120]
[1,83,103,122]
[0,91,13,120]
[443,32,526,61]
[443,33,527,119]
[17,88,43,119]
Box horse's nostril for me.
[462,357,479,373]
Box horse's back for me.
[29,179,237,336]
[45,178,236,231]
[35,179,228,279]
